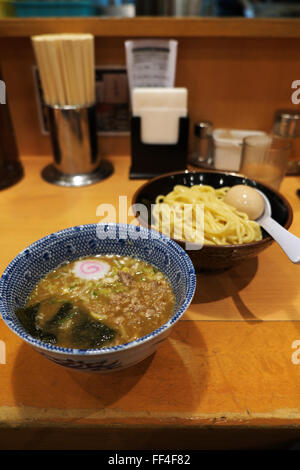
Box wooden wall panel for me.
[1,31,300,159]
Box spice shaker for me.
[272,109,300,174]
[273,109,300,137]
[188,120,213,168]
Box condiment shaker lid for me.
[194,121,213,138]
[272,109,300,137]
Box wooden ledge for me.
[0,17,300,39]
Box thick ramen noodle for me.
[152,184,262,246]
[16,255,175,349]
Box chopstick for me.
[31,33,95,107]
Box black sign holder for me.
[129,116,189,179]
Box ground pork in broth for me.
[16,255,175,349]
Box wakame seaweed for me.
[17,300,115,349]
[37,331,57,345]
[16,303,40,336]
[71,319,116,349]
[16,303,57,344]
[46,302,74,327]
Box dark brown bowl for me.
[132,170,293,271]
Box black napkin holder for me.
[130,115,189,179]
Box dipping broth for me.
[16,255,175,349]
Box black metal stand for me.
[130,116,189,179]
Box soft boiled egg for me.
[224,185,265,220]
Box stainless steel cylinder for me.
[43,104,113,187]
[47,104,99,175]
[157,0,203,16]
[272,109,300,176]
[188,120,213,168]
[98,5,136,17]
[272,109,300,138]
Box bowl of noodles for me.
[132,170,293,271]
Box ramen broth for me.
[16,255,175,349]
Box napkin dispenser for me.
[130,88,189,179]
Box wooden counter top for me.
[1,155,300,450]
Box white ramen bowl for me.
[0,224,196,372]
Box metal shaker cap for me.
[272,109,300,137]
[194,121,213,138]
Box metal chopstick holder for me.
[42,103,113,187]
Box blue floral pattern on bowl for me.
[0,224,196,372]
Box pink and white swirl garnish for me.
[73,259,110,280]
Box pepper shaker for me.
[188,120,213,168]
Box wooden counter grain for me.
[1,155,300,450]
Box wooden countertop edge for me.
[2,406,300,429]
[0,17,300,39]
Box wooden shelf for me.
[0,17,300,39]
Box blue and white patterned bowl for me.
[0,224,196,372]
